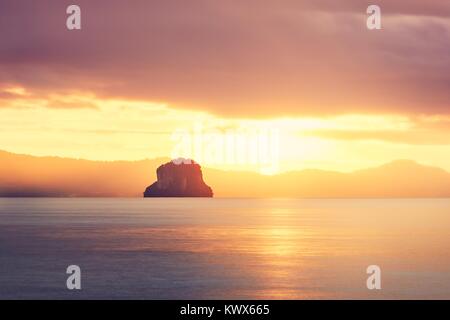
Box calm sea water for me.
[0,198,449,300]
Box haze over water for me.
[0,198,449,299]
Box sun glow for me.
[0,90,450,174]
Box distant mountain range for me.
[1,150,449,198]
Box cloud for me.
[302,129,450,145]
[0,0,448,116]
[44,97,98,110]
[0,86,99,109]
[300,115,450,145]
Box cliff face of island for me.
[143,160,213,197]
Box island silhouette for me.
[144,159,213,197]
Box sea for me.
[0,198,449,299]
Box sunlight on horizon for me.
[0,89,450,173]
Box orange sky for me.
[0,1,449,174]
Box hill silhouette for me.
[1,150,449,198]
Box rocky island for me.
[143,159,213,197]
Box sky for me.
[0,0,449,174]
